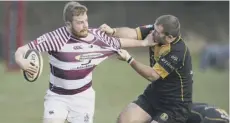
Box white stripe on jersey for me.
[49,54,107,70]
[90,28,121,49]
[50,72,92,89]
[59,43,114,53]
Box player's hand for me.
[19,59,38,77]
[117,49,131,61]
[99,23,115,36]
[142,33,157,46]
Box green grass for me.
[0,52,228,123]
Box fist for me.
[20,59,38,78]
[143,33,157,46]
[99,23,114,35]
[117,49,131,61]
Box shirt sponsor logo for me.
[170,55,178,62]
[70,64,94,70]
[161,58,175,70]
[75,53,104,61]
[35,35,46,45]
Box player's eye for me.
[152,30,158,36]
[76,21,84,24]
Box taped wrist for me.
[127,56,134,64]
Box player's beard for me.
[72,27,88,38]
[154,35,168,45]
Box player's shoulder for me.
[51,26,70,35]
[88,27,106,37]
[170,36,186,52]
[44,26,70,40]
[45,26,69,36]
[89,27,102,33]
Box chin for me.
[80,33,88,38]
[73,33,88,38]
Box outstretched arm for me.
[97,28,156,49]
[100,24,155,48]
[117,48,184,82]
[117,49,160,82]
[100,24,154,40]
[119,34,156,48]
[113,27,138,39]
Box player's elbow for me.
[148,70,160,81]
[15,45,29,62]
[15,47,23,63]
[15,46,24,57]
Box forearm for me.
[129,58,159,82]
[119,38,148,48]
[113,27,137,39]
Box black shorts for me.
[133,95,191,123]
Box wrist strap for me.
[127,57,134,64]
[112,28,116,35]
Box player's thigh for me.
[43,91,68,123]
[67,87,95,123]
[117,103,152,123]
[67,106,94,123]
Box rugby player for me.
[187,102,229,123]
[14,2,155,123]
[101,15,193,123]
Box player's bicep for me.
[98,30,121,49]
[115,27,138,39]
[153,52,182,78]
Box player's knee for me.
[117,109,142,123]
[117,113,136,123]
[117,103,151,123]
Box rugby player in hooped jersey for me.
[14,1,156,123]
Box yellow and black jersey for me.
[135,25,193,103]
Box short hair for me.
[63,1,88,22]
[155,15,180,37]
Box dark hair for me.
[155,15,180,37]
[63,1,88,22]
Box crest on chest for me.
[150,44,171,61]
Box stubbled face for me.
[70,12,89,38]
[152,24,168,45]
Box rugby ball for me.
[23,49,43,82]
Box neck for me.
[66,26,73,36]
[168,37,177,43]
[66,26,81,39]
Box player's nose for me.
[83,21,88,28]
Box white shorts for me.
[43,87,95,123]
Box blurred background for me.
[0,1,229,123]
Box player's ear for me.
[65,21,72,29]
[168,35,174,39]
